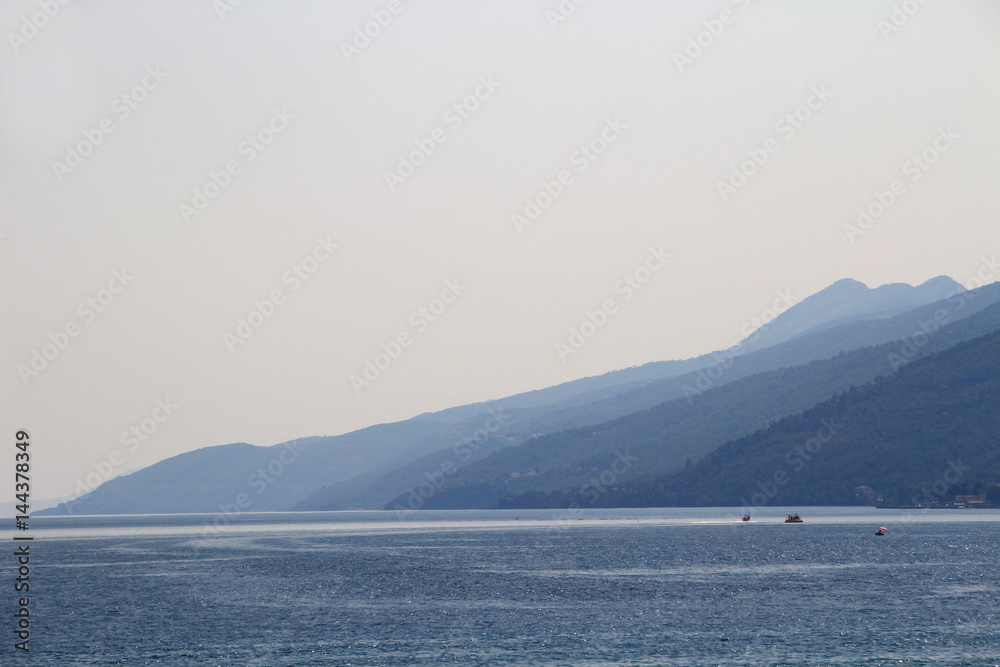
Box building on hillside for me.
[953,493,986,506]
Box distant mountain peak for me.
[919,275,964,291]
[739,275,963,354]
[826,277,869,290]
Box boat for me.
[784,513,803,523]
[741,514,751,522]
[875,527,887,536]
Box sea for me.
[8,506,1000,666]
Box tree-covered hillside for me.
[505,330,1000,509]
[412,302,1000,510]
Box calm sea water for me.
[10,507,1000,665]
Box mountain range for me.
[40,275,1000,516]
[415,293,1000,510]
[530,328,1000,509]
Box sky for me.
[2,0,999,502]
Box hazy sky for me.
[2,0,999,501]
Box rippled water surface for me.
[16,507,1000,665]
